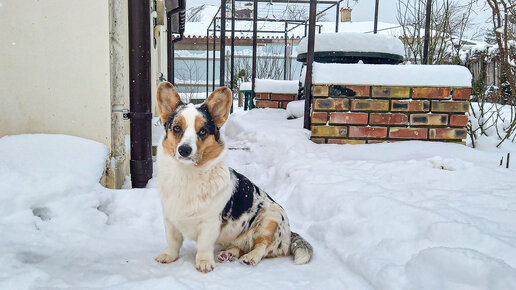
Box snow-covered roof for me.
[240,79,299,93]
[311,63,472,87]
[184,20,402,40]
[183,5,402,40]
[297,32,405,56]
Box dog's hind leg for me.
[217,247,243,262]
[240,220,278,266]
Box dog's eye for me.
[172,125,182,133]
[198,128,207,137]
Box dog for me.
[154,82,313,273]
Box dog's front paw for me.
[154,252,178,264]
[196,259,215,273]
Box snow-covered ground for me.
[1,108,516,289]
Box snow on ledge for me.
[286,100,305,119]
[240,79,299,94]
[240,82,251,91]
[297,32,405,57]
[312,63,472,87]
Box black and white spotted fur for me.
[155,82,313,273]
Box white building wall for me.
[0,0,112,145]
[0,0,167,188]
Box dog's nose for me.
[178,144,192,157]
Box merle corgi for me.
[154,82,313,273]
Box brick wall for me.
[255,93,298,109]
[310,85,470,144]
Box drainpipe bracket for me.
[126,112,152,120]
[112,108,131,120]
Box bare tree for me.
[186,5,205,22]
[285,5,328,21]
[175,58,202,102]
[286,5,307,21]
[397,0,475,64]
[485,0,516,146]
[226,46,288,92]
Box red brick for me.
[271,94,295,101]
[452,88,471,100]
[311,137,326,144]
[410,114,448,126]
[329,112,368,125]
[348,126,388,138]
[281,102,290,109]
[256,93,270,100]
[331,85,370,97]
[311,112,328,124]
[327,139,366,144]
[412,87,450,99]
[389,128,428,139]
[351,100,389,111]
[429,128,468,140]
[391,100,430,112]
[449,115,469,127]
[370,113,408,125]
[255,101,279,108]
[431,101,469,113]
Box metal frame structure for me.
[167,0,384,127]
[126,0,385,186]
[166,0,186,84]
[203,0,342,109]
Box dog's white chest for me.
[157,147,232,241]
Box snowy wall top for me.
[240,79,299,94]
[240,82,251,91]
[311,63,472,87]
[297,32,405,57]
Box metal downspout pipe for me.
[128,0,153,188]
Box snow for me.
[240,79,299,94]
[2,106,516,289]
[185,20,403,40]
[286,100,305,119]
[297,32,405,57]
[240,82,251,91]
[311,63,473,87]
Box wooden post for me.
[251,0,258,109]
[423,0,432,64]
[303,0,317,130]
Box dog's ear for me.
[205,87,232,128]
[156,81,182,123]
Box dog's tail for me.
[290,232,313,265]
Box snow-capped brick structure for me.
[309,64,472,144]
[242,79,299,109]
[255,92,298,109]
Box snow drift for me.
[1,109,516,289]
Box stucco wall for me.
[0,0,168,188]
[0,0,112,145]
